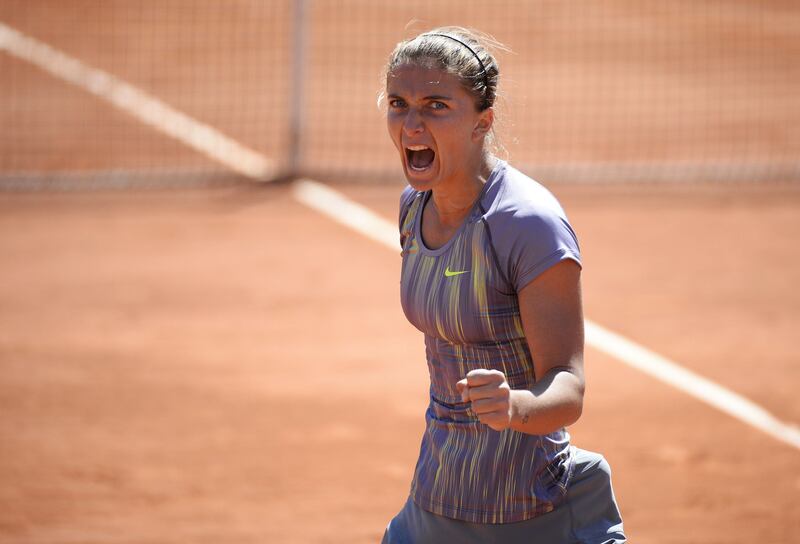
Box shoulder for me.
[481,162,574,236]
[399,184,418,210]
[479,162,581,292]
[398,184,423,237]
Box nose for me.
[402,108,424,137]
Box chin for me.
[403,164,438,191]
[407,180,432,193]
[405,175,435,193]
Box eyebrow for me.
[386,93,453,101]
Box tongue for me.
[410,148,435,169]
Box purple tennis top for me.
[399,160,582,524]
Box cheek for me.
[437,122,473,159]
[386,115,403,149]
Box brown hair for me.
[385,27,502,112]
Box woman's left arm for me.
[456,259,585,434]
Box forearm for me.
[508,367,584,435]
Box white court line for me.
[292,178,800,452]
[293,178,400,249]
[583,322,800,449]
[0,21,275,181]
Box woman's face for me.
[386,64,492,191]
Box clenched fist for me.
[456,369,514,431]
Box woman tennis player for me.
[381,28,626,543]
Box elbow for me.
[568,395,584,426]
[566,376,585,426]
[545,365,585,427]
[560,393,583,428]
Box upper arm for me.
[517,259,585,386]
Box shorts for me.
[382,447,625,544]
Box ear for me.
[472,108,494,140]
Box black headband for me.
[426,33,491,106]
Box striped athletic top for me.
[399,160,582,524]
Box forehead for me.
[386,64,466,97]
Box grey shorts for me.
[382,448,626,544]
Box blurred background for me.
[1,2,798,543]
[3,0,798,186]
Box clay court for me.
[1,2,799,543]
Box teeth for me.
[406,145,430,151]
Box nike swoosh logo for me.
[444,267,469,277]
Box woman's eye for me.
[389,99,406,108]
[430,101,447,110]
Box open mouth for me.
[405,145,435,172]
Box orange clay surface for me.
[1,181,799,543]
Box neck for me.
[430,154,496,227]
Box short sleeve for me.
[485,176,581,293]
[505,208,582,293]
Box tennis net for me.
[1,0,799,188]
